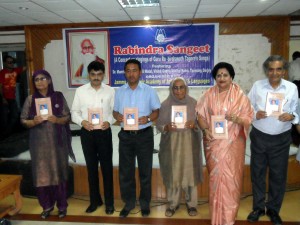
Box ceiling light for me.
[118,0,159,8]
[19,7,29,10]
[144,16,150,20]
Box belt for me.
[121,126,151,135]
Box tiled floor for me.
[2,189,300,225]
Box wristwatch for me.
[147,116,151,123]
[289,112,295,119]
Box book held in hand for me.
[171,105,187,129]
[35,97,52,120]
[211,115,228,139]
[265,92,285,117]
[88,108,103,129]
[124,107,138,130]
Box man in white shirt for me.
[247,55,298,225]
[288,51,300,82]
[71,61,115,215]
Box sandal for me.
[186,205,198,216]
[165,205,179,217]
[58,209,67,218]
[41,207,54,219]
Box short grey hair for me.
[262,55,288,74]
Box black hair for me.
[3,55,14,63]
[124,59,141,71]
[211,62,235,80]
[292,51,300,61]
[87,61,105,73]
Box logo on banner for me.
[155,29,167,44]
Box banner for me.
[64,24,218,88]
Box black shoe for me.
[266,209,282,225]
[41,207,54,219]
[85,202,103,213]
[247,209,265,222]
[105,206,115,215]
[141,209,150,217]
[58,210,67,218]
[119,208,131,218]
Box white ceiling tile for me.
[162,13,197,20]
[261,0,300,15]
[0,2,47,12]
[90,9,129,17]
[31,0,84,11]
[130,14,162,20]
[195,12,227,18]
[160,0,199,7]
[200,0,239,4]
[99,16,131,22]
[162,6,197,14]
[76,0,123,10]
[197,4,235,13]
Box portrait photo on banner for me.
[63,28,110,88]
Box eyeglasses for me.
[6,61,14,64]
[34,77,48,82]
[173,85,186,90]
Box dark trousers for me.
[36,181,68,211]
[5,99,19,135]
[250,126,291,213]
[118,127,154,210]
[80,128,114,207]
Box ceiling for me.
[0,0,300,27]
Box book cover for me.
[211,115,228,139]
[124,107,138,130]
[88,108,103,129]
[171,105,187,129]
[35,97,52,120]
[265,92,285,117]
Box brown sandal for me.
[165,205,179,217]
[187,205,198,216]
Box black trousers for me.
[250,126,291,213]
[80,128,114,207]
[118,127,154,210]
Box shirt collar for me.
[124,81,143,90]
[263,78,286,90]
[87,82,102,91]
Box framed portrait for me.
[211,115,228,139]
[88,108,103,129]
[63,28,110,88]
[124,107,138,130]
[171,105,187,129]
[35,97,52,120]
[265,92,285,117]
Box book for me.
[88,108,103,129]
[171,105,187,129]
[35,97,52,120]
[265,92,285,117]
[211,115,228,139]
[124,107,138,130]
